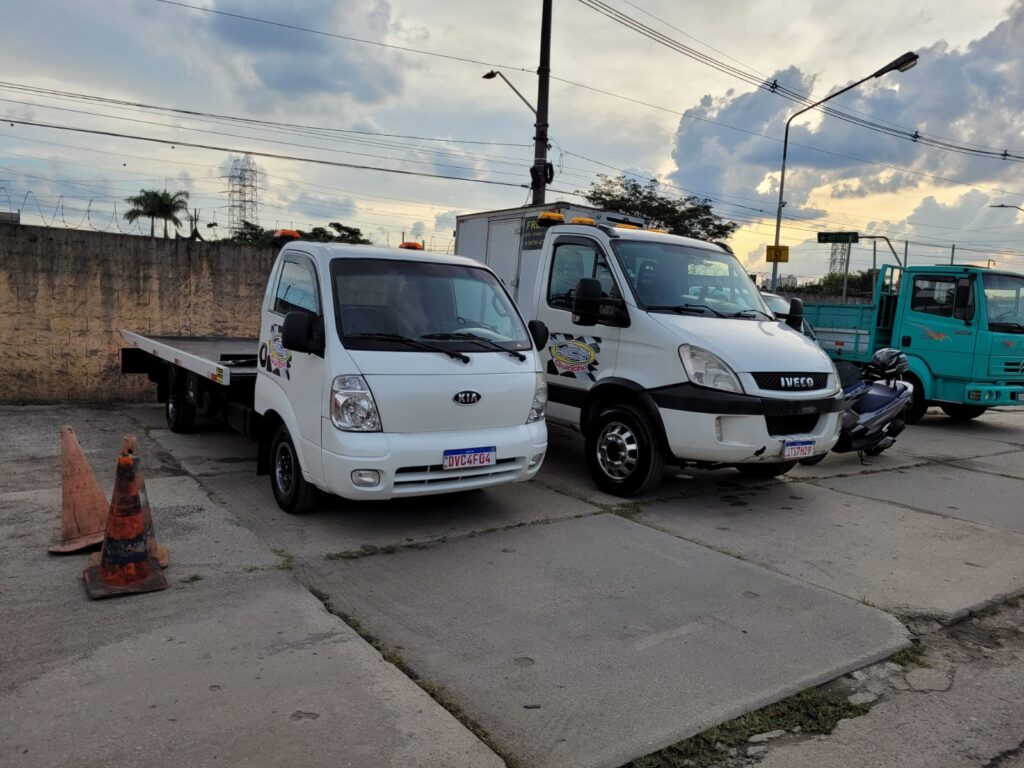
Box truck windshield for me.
[331,258,531,352]
[983,274,1024,332]
[611,241,768,317]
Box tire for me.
[585,405,666,497]
[165,387,196,433]
[940,404,988,421]
[903,374,928,425]
[269,425,318,514]
[799,453,828,466]
[736,461,797,479]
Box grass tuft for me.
[622,687,869,768]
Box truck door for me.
[486,218,522,300]
[896,273,977,397]
[537,236,623,424]
[261,251,326,482]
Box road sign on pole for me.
[765,245,789,263]
[817,231,859,244]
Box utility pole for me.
[531,0,553,205]
[904,241,909,267]
[872,241,877,274]
[950,243,956,265]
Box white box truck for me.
[456,210,844,496]
[122,241,549,512]
[455,203,643,303]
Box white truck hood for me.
[649,314,834,374]
[348,350,538,433]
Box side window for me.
[910,276,956,318]
[953,277,976,322]
[547,241,619,310]
[274,259,320,315]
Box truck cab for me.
[522,217,843,496]
[804,265,1024,422]
[256,242,548,510]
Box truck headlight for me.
[527,372,548,423]
[678,345,743,394]
[331,375,381,432]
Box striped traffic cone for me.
[83,451,168,599]
[121,436,169,569]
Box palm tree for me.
[123,189,190,238]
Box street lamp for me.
[989,204,1024,212]
[771,51,919,291]
[482,70,536,115]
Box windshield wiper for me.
[990,322,1024,334]
[645,303,726,318]
[728,308,774,320]
[344,332,470,363]
[420,332,527,361]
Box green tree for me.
[123,189,191,238]
[224,220,372,246]
[579,174,738,242]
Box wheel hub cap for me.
[597,423,639,480]
[275,444,295,494]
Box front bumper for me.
[650,382,844,464]
[319,421,547,499]
[962,382,1024,406]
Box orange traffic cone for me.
[49,427,108,554]
[83,451,168,599]
[121,436,169,569]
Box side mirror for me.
[785,298,804,332]
[528,320,549,351]
[572,277,602,327]
[282,311,323,355]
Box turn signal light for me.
[570,217,596,225]
[398,241,424,250]
[967,390,982,401]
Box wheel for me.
[165,387,196,433]
[903,374,928,425]
[799,453,827,466]
[585,405,666,497]
[940,404,988,421]
[736,461,797,479]
[270,425,317,514]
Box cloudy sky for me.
[2,0,1023,278]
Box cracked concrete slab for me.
[310,513,909,768]
[635,481,1024,623]
[817,463,1024,534]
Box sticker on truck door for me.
[547,333,601,381]
[258,324,292,380]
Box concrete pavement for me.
[2,403,1023,768]
[0,406,502,768]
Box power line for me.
[576,0,1024,162]
[1,117,532,190]
[148,0,533,73]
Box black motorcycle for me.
[801,348,914,465]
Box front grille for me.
[765,414,820,436]
[394,457,524,493]
[752,372,829,391]
[1004,360,1024,374]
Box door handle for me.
[901,336,911,347]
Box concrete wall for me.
[1,225,277,403]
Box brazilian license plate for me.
[442,446,497,471]
[783,439,815,459]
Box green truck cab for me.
[802,265,1024,422]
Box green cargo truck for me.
[802,264,1024,423]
